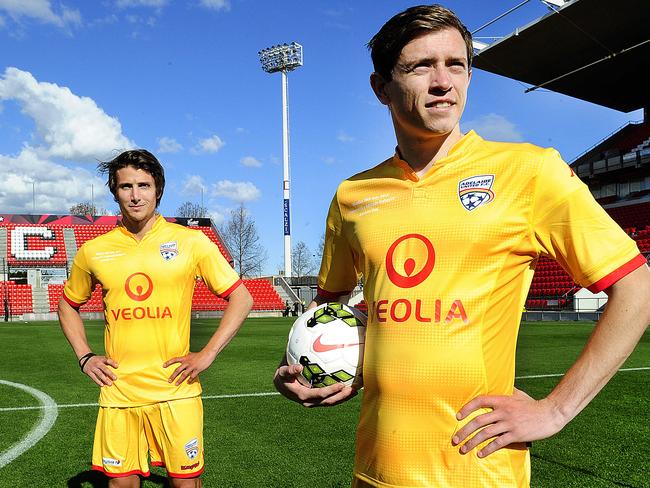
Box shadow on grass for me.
[67,470,171,487]
[531,453,638,488]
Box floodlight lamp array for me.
[258,42,303,73]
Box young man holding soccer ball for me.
[274,4,650,487]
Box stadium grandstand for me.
[470,0,650,319]
[0,214,291,321]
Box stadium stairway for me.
[31,286,50,314]
[63,228,77,274]
[0,227,6,269]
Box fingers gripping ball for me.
[286,302,367,388]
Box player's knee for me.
[108,474,140,488]
[169,476,201,488]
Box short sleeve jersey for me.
[318,131,645,488]
[64,216,242,407]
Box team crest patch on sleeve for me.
[184,438,199,460]
[160,241,178,261]
[458,174,495,211]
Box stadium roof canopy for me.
[472,0,650,113]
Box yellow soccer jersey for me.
[318,131,645,488]
[64,215,242,407]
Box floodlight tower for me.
[258,42,303,278]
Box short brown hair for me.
[98,149,166,207]
[368,4,473,81]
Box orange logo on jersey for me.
[372,298,468,324]
[125,272,153,301]
[386,234,435,288]
[381,234,468,325]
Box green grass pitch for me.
[0,318,648,487]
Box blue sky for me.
[0,0,642,275]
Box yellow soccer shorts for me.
[91,396,204,479]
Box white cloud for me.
[337,131,355,143]
[212,180,260,202]
[157,136,182,153]
[462,113,524,143]
[193,134,225,154]
[240,156,261,168]
[0,67,134,161]
[322,156,337,165]
[199,0,230,12]
[206,207,226,225]
[0,68,132,212]
[0,148,108,213]
[180,175,207,196]
[0,0,81,28]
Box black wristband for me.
[79,352,96,372]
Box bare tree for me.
[69,202,109,216]
[317,232,325,267]
[219,204,267,278]
[176,201,208,218]
[292,241,316,278]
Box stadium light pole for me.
[258,42,303,279]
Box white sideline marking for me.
[516,366,650,380]
[0,391,281,412]
[1,367,648,414]
[0,380,58,469]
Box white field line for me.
[0,391,281,412]
[0,380,58,469]
[1,367,648,414]
[515,366,650,380]
[1,367,648,470]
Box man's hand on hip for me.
[452,387,566,457]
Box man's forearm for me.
[201,285,252,358]
[57,298,92,359]
[546,264,650,424]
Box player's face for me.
[115,166,158,226]
[373,28,471,140]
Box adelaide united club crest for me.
[160,241,178,261]
[458,174,495,211]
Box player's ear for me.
[370,72,391,106]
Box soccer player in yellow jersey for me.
[58,149,252,488]
[274,5,650,488]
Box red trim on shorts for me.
[62,291,83,310]
[167,466,204,479]
[588,254,647,293]
[316,286,352,300]
[219,279,243,299]
[151,461,165,467]
[91,465,150,478]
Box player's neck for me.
[121,212,158,241]
[396,127,463,178]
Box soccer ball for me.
[286,302,367,388]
